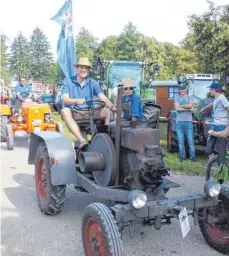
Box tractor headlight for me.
[204,180,221,198]
[128,190,147,209]
[44,113,50,123]
[17,115,23,122]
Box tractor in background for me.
[1,99,63,150]
[167,74,219,152]
[92,59,161,128]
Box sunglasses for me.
[124,87,133,91]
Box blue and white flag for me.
[51,0,77,78]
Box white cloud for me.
[1,0,228,58]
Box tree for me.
[29,27,54,81]
[9,31,30,79]
[96,36,118,60]
[183,1,229,88]
[76,27,98,61]
[117,22,142,60]
[0,34,11,84]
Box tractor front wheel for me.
[199,187,229,254]
[82,203,123,256]
[6,124,14,150]
[1,116,8,142]
[35,142,66,215]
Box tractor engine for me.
[109,123,169,189]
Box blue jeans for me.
[176,121,195,159]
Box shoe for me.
[74,140,89,151]
[14,112,19,116]
[178,157,185,163]
[189,158,196,163]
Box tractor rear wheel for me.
[35,142,66,215]
[199,187,229,254]
[142,104,159,128]
[1,116,8,142]
[82,203,123,256]
[6,124,14,150]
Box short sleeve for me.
[15,84,20,93]
[220,95,229,108]
[61,78,70,95]
[92,80,102,97]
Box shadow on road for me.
[1,173,107,256]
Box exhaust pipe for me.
[79,152,106,173]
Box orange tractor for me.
[1,100,63,150]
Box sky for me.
[1,0,228,59]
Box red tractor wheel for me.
[6,124,14,150]
[82,203,123,256]
[167,119,177,152]
[35,142,66,215]
[199,187,229,254]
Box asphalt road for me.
[0,133,226,256]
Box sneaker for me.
[14,112,19,116]
[178,157,185,163]
[189,158,196,163]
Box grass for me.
[53,111,208,176]
[53,111,75,141]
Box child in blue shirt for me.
[121,78,142,121]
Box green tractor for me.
[92,59,160,127]
[167,73,220,152]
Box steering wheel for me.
[71,100,106,112]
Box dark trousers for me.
[14,98,23,114]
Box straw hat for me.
[121,78,136,88]
[74,57,92,68]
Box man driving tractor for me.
[61,57,117,150]
[14,77,32,115]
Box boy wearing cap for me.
[200,82,229,132]
[121,78,142,121]
[175,84,195,162]
[61,57,116,149]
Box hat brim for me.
[73,64,91,68]
[123,84,136,88]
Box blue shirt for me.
[15,83,32,99]
[122,94,142,120]
[62,76,102,109]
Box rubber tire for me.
[199,187,229,254]
[1,116,8,142]
[142,105,159,129]
[56,122,64,134]
[167,119,178,152]
[82,203,123,256]
[206,155,229,182]
[6,124,14,150]
[35,142,66,215]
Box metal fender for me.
[28,131,77,185]
[167,110,177,132]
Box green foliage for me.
[29,27,54,81]
[0,34,11,84]
[76,27,98,61]
[117,22,142,61]
[9,31,30,79]
[183,1,229,95]
[96,36,118,60]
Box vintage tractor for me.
[167,74,219,152]
[4,100,63,150]
[27,84,228,255]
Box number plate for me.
[34,127,41,131]
[179,207,190,238]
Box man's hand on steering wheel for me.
[75,98,85,105]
